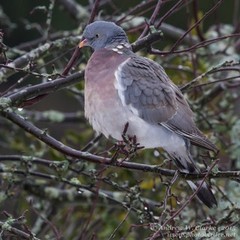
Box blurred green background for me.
[0,1,240,239]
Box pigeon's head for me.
[79,21,129,50]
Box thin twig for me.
[156,0,185,29]
[45,0,55,41]
[149,159,219,240]
[149,32,240,56]
[0,111,239,181]
[0,220,40,240]
[139,0,163,38]
[88,0,101,24]
[107,208,132,240]
[170,0,224,52]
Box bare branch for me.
[170,0,224,52]
[150,159,219,240]
[139,0,164,38]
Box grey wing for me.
[161,91,218,152]
[114,56,218,152]
[114,56,178,123]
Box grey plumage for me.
[80,21,218,208]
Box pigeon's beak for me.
[78,38,89,48]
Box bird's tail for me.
[169,149,217,208]
[187,180,217,208]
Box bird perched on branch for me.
[79,21,218,208]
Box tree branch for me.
[0,220,40,240]
[0,36,80,82]
[150,159,219,240]
[5,71,83,106]
[0,111,239,181]
[138,0,163,38]
[170,0,224,52]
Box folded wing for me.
[114,55,217,153]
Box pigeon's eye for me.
[95,34,100,38]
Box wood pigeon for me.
[79,21,218,208]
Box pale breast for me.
[84,49,131,139]
[83,48,186,150]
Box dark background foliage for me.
[0,0,240,239]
